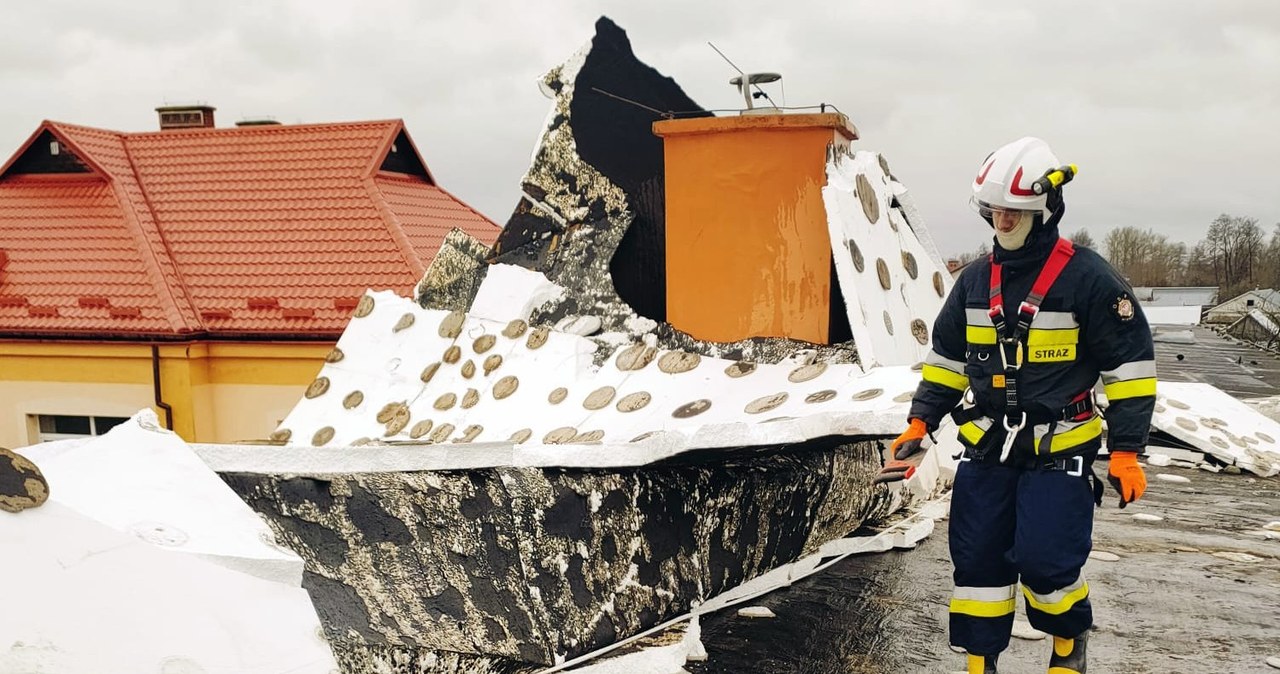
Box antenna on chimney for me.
[708,42,782,113]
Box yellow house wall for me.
[0,340,332,447]
[0,380,156,449]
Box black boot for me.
[967,652,999,674]
[1048,630,1087,673]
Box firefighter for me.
[885,137,1154,674]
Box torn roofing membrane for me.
[284,16,949,456]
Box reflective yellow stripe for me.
[967,325,997,345]
[1104,377,1157,401]
[1034,417,1103,454]
[1022,581,1090,616]
[950,597,1016,618]
[923,364,968,391]
[959,421,986,445]
[1027,327,1079,346]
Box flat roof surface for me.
[1154,325,1280,398]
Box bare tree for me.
[1184,240,1216,286]
[1068,228,1096,249]
[1261,223,1280,289]
[1104,226,1184,286]
[954,242,991,267]
[1202,214,1263,296]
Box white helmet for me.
[971,137,1072,221]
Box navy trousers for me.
[948,458,1096,656]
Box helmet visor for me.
[970,198,1037,220]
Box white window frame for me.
[32,414,130,443]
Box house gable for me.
[5,130,94,175]
[378,129,433,182]
[0,124,113,181]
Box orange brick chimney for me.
[654,113,857,344]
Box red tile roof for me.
[0,119,500,338]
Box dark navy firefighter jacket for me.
[909,224,1156,461]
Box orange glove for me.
[891,418,928,460]
[1107,451,1147,508]
[874,419,928,484]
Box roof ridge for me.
[364,175,427,279]
[112,133,201,332]
[121,118,402,139]
[46,120,125,137]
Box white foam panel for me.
[1152,382,1280,476]
[823,150,951,368]
[275,287,926,451]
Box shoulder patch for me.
[1113,294,1135,321]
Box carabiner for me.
[998,411,1026,464]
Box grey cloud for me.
[1,0,1276,256]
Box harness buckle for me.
[1017,301,1040,320]
[1066,454,1084,477]
[1002,411,1027,433]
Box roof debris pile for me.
[1149,382,1280,476]
[228,16,953,671]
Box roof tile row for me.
[0,119,500,337]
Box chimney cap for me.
[235,117,282,127]
[155,102,216,113]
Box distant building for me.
[947,258,973,280]
[0,106,499,446]
[1131,286,1218,308]
[1205,289,1280,324]
[1226,309,1280,345]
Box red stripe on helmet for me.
[1009,166,1037,196]
[975,160,994,185]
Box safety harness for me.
[987,237,1076,463]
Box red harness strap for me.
[988,237,1076,337]
[983,237,1078,460]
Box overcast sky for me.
[2,1,1277,256]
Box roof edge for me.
[0,330,342,342]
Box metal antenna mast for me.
[708,42,780,110]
